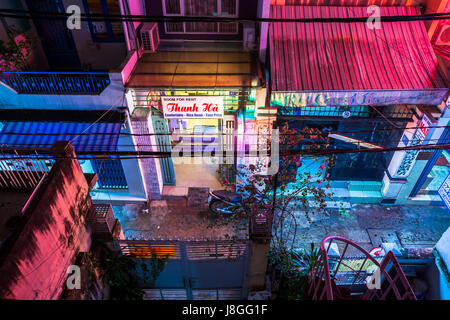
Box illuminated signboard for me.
[415,114,432,141]
[161,96,224,119]
[438,173,450,210]
[271,90,448,107]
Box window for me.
[164,0,182,14]
[162,0,238,34]
[84,0,124,42]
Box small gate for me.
[92,159,128,189]
[115,239,250,300]
[152,112,176,185]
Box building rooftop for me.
[269,5,448,92]
[126,51,262,88]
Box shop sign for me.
[271,89,448,107]
[161,96,223,119]
[415,114,432,142]
[395,115,432,177]
[401,134,409,147]
[438,173,450,210]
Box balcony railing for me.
[0,71,111,95]
[0,152,53,190]
[278,105,415,121]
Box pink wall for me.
[127,0,146,29]
[0,142,92,300]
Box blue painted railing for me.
[92,159,128,190]
[0,71,111,95]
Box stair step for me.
[330,180,349,189]
[348,181,382,192]
[349,190,383,204]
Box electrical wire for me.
[1,142,449,159]
[0,9,449,23]
[0,124,448,136]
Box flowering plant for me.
[0,28,32,71]
[213,123,348,298]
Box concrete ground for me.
[162,162,222,197]
[113,198,247,241]
[285,204,450,252]
[112,197,449,253]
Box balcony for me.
[0,71,111,95]
[278,104,416,121]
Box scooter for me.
[208,189,267,215]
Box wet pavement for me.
[287,204,450,252]
[113,199,248,241]
[112,199,449,253]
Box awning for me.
[0,122,122,152]
[269,6,449,106]
[126,51,261,88]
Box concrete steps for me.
[329,181,383,204]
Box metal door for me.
[25,0,81,70]
[92,159,128,189]
[186,241,249,300]
[152,112,176,185]
[116,240,249,300]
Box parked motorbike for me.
[208,189,268,215]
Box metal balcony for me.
[278,105,415,121]
[0,71,111,95]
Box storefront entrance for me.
[165,117,223,196]
[417,151,450,196]
[154,95,234,197]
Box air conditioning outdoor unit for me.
[138,22,159,53]
[435,23,450,46]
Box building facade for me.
[0,0,448,206]
[117,0,267,200]
[0,0,149,203]
[258,0,449,205]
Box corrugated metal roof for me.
[0,122,122,152]
[269,6,448,92]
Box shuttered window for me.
[163,0,238,34]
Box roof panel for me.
[269,5,448,92]
[0,122,122,152]
[127,52,259,88]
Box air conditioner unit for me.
[435,23,450,46]
[243,22,256,51]
[138,22,159,53]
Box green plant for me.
[97,245,144,300]
[268,243,321,300]
[141,255,169,287]
[91,244,168,300]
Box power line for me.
[0,124,448,136]
[0,9,449,23]
[5,136,450,148]
[1,142,449,158]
